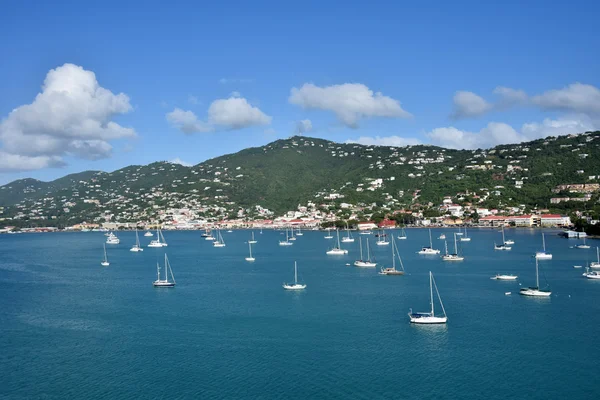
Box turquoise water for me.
[1,228,599,399]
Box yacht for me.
[503,226,515,245]
[590,247,600,269]
[148,228,167,247]
[376,230,389,246]
[324,228,334,239]
[408,272,447,324]
[283,261,306,290]
[248,231,258,244]
[213,229,226,247]
[418,229,440,255]
[491,274,518,281]
[101,244,110,266]
[459,227,471,242]
[379,236,405,275]
[245,241,255,262]
[130,229,144,252]
[534,233,552,260]
[279,228,294,246]
[153,254,176,287]
[398,227,407,240]
[326,229,348,255]
[442,233,464,261]
[106,232,120,245]
[494,226,512,250]
[575,236,591,249]
[295,227,303,236]
[341,224,355,243]
[144,231,154,237]
[519,258,551,297]
[438,233,446,240]
[582,267,600,280]
[354,237,377,267]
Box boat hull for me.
[326,249,348,255]
[354,261,376,267]
[153,281,175,287]
[409,314,447,324]
[245,257,255,262]
[493,275,518,280]
[283,284,306,290]
[535,253,553,260]
[130,247,143,252]
[379,269,404,275]
[519,288,551,296]
[100,262,109,266]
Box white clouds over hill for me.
[0,63,136,171]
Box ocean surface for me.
[1,228,599,399]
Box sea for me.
[1,228,599,399]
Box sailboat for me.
[534,233,552,259]
[101,244,110,266]
[153,254,176,287]
[398,226,407,240]
[260,227,263,234]
[376,229,389,246]
[213,229,226,247]
[327,229,348,255]
[200,228,210,238]
[582,267,600,279]
[408,272,447,324]
[491,274,518,280]
[279,228,293,246]
[249,231,258,244]
[148,228,167,247]
[494,226,512,250]
[520,258,551,296]
[296,227,303,236]
[130,229,144,252]
[418,229,440,254]
[288,227,297,241]
[245,241,255,262]
[283,261,306,290]
[204,229,216,241]
[503,226,514,245]
[442,233,464,261]
[341,223,355,243]
[575,236,591,249]
[354,237,377,267]
[324,227,334,239]
[590,247,600,269]
[379,236,405,275]
[459,227,471,242]
[144,230,154,237]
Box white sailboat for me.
[279,228,293,246]
[582,267,600,280]
[503,226,514,245]
[130,229,144,252]
[494,226,512,250]
[249,231,258,244]
[341,224,355,243]
[245,241,255,262]
[326,229,348,255]
[288,227,297,241]
[590,247,600,269]
[534,233,552,259]
[354,237,377,267]
[204,229,216,241]
[295,227,303,236]
[283,261,306,290]
[148,227,165,247]
[408,271,447,324]
[520,258,551,297]
[442,233,464,261]
[106,232,120,244]
[153,254,176,287]
[491,274,518,280]
[379,236,405,275]
[418,229,440,254]
[459,227,471,242]
[575,236,591,249]
[376,230,389,246]
[101,244,110,266]
[398,226,407,240]
[324,227,334,239]
[213,229,226,247]
[144,230,153,237]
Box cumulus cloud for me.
[289,83,411,128]
[427,117,596,149]
[166,108,213,134]
[532,83,600,114]
[170,157,192,167]
[346,135,422,147]
[295,119,312,134]
[0,63,136,172]
[0,152,65,172]
[493,86,528,108]
[451,91,492,119]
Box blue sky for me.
[0,0,599,184]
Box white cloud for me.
[427,117,596,149]
[295,119,312,134]
[0,151,65,172]
[170,157,192,167]
[167,96,271,133]
[532,83,600,114]
[451,91,492,119]
[493,86,528,107]
[166,108,213,134]
[188,95,199,105]
[208,97,271,129]
[346,135,422,147]
[0,63,135,172]
[289,83,411,128]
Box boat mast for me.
[294,261,298,284]
[337,229,341,248]
[103,244,107,262]
[359,237,363,260]
[392,237,396,270]
[429,229,433,247]
[542,233,546,252]
[157,262,160,281]
[444,240,448,256]
[248,242,252,258]
[454,233,458,255]
[366,238,371,261]
[430,271,435,316]
[535,258,539,288]
[502,226,505,243]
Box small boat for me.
[101,244,110,266]
[459,227,471,242]
[130,229,144,252]
[398,227,407,240]
[438,233,446,240]
[249,231,258,244]
[324,227,334,239]
[442,233,464,261]
[575,237,591,249]
[148,228,167,247]
[341,224,355,243]
[245,241,255,262]
[408,271,447,324]
[106,232,120,245]
[379,236,405,275]
[376,229,389,246]
[283,261,306,290]
[590,247,600,269]
[354,237,377,267]
[505,292,511,296]
[573,265,583,269]
[359,231,372,235]
[491,274,518,280]
[153,254,176,287]
[418,229,440,255]
[583,267,600,280]
[279,228,294,246]
[227,230,233,233]
[494,226,512,250]
[144,231,154,237]
[213,229,226,247]
[327,229,348,255]
[295,227,303,236]
[519,258,551,297]
[534,233,552,260]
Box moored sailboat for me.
[153,254,176,287]
[327,229,348,255]
[379,236,405,275]
[408,272,447,324]
[245,241,255,262]
[354,237,377,267]
[418,229,440,254]
[249,231,258,244]
[519,258,551,297]
[534,233,552,259]
[130,229,144,252]
[442,233,464,261]
[101,243,110,266]
[283,261,306,290]
[213,229,226,247]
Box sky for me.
[0,0,599,184]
